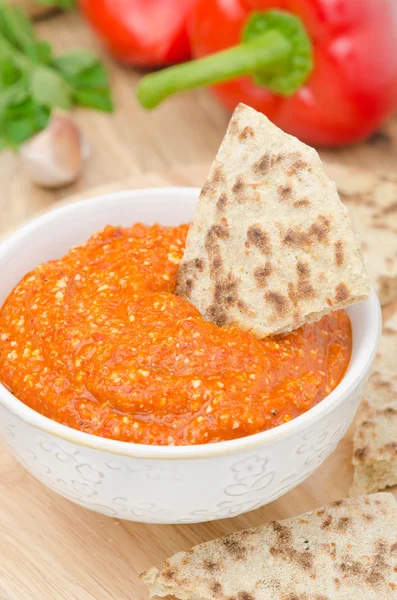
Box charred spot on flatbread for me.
[338,540,391,587]
[203,559,220,574]
[288,262,316,305]
[195,258,205,271]
[265,292,289,318]
[238,126,255,142]
[296,262,315,297]
[320,514,333,529]
[237,299,254,316]
[237,592,255,600]
[354,447,368,461]
[232,174,245,195]
[283,216,331,250]
[202,166,226,196]
[338,560,365,577]
[252,154,272,176]
[222,536,247,561]
[216,193,228,213]
[336,517,351,532]
[254,262,273,287]
[176,258,205,299]
[309,216,331,243]
[363,513,375,522]
[278,185,293,201]
[293,197,310,209]
[210,581,223,595]
[206,274,241,327]
[287,157,311,177]
[269,522,314,572]
[252,153,282,176]
[334,241,344,266]
[162,567,176,581]
[232,175,251,202]
[335,283,350,303]
[204,224,242,325]
[246,225,272,255]
[367,541,389,586]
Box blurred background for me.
[1,0,397,236]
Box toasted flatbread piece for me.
[141,493,397,600]
[351,312,397,496]
[351,396,397,496]
[325,164,397,306]
[177,104,370,337]
[368,310,397,405]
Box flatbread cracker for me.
[351,312,397,496]
[177,104,370,337]
[368,310,397,405]
[351,397,397,496]
[325,163,397,306]
[141,493,397,600]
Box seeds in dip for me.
[0,223,352,445]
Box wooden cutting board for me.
[0,167,396,600]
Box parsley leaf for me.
[31,65,72,109]
[0,1,113,150]
[54,53,114,112]
[0,58,20,86]
[52,50,99,77]
[0,76,29,113]
[73,87,113,112]
[0,97,50,147]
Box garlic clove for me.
[20,113,88,189]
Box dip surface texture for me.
[0,224,352,445]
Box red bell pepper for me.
[137,0,397,147]
[78,0,195,66]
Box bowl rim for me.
[0,187,382,460]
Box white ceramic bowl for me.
[0,188,381,524]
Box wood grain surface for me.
[1,10,397,600]
[10,0,56,18]
[0,165,396,600]
[2,10,397,237]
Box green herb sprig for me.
[0,1,112,150]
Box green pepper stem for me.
[137,30,291,109]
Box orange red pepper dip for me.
[0,223,352,446]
